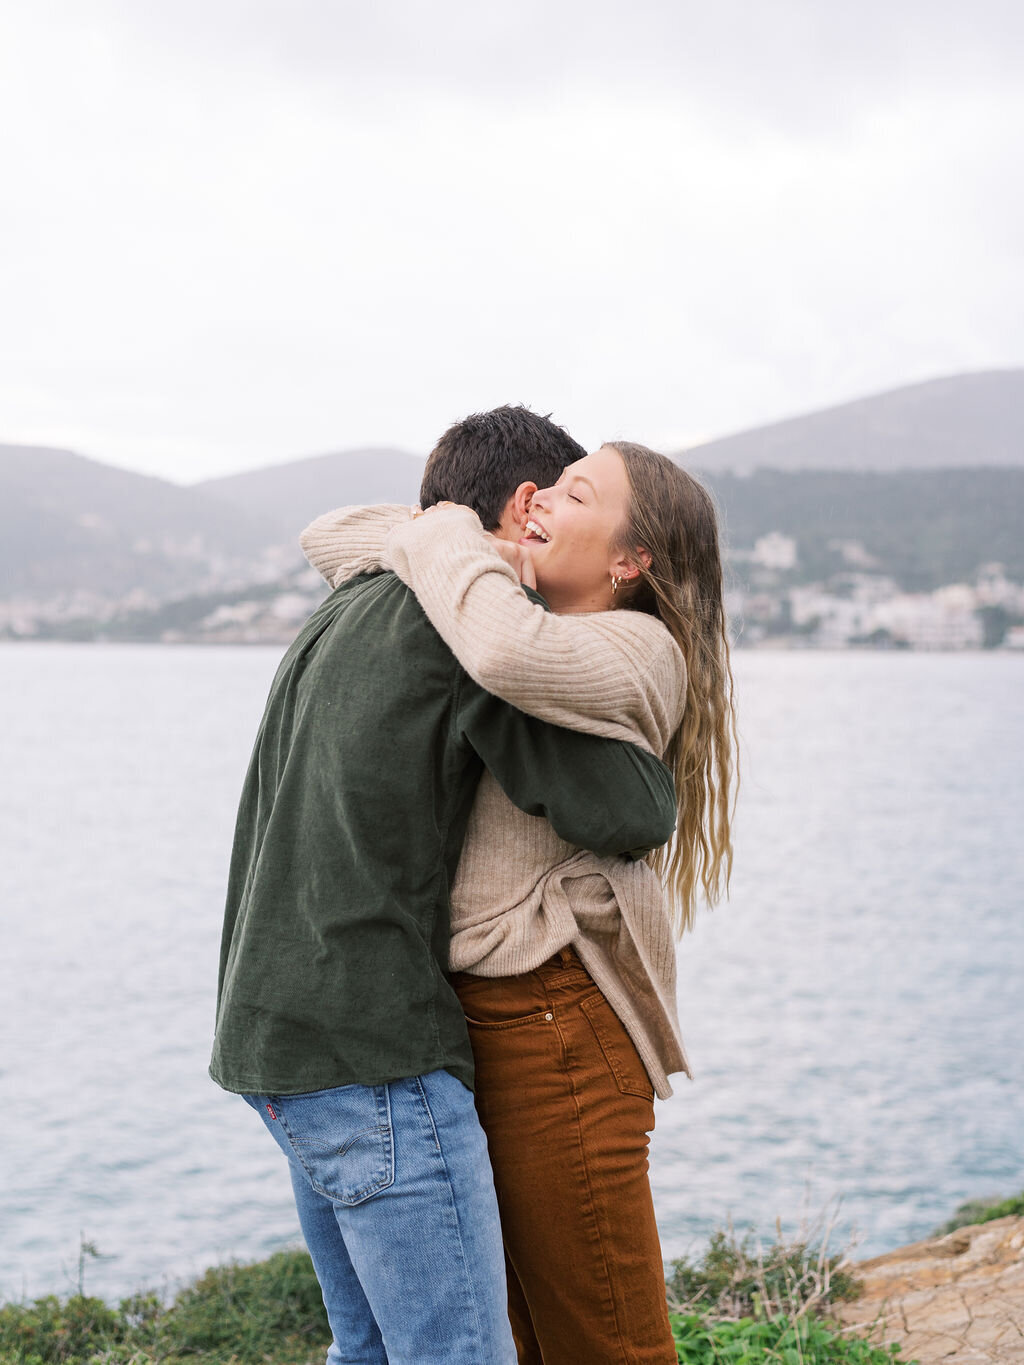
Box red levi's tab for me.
[266,1104,278,1120]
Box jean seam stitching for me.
[412,1074,489,1354]
[376,1084,394,1193]
[551,1006,632,1363]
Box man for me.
[210,406,677,1364]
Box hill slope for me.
[4,369,1023,616]
[197,447,426,542]
[0,445,278,598]
[683,370,1024,472]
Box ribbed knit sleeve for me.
[384,506,686,755]
[299,504,412,588]
[298,503,692,1093]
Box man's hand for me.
[484,534,537,590]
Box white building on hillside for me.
[872,586,983,650]
[751,532,798,571]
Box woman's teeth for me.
[524,520,550,542]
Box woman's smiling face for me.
[520,445,641,613]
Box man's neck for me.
[492,512,522,543]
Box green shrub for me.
[934,1190,1024,1235]
[0,1250,328,1365]
[0,1293,125,1363]
[155,1249,328,1359]
[671,1312,913,1364]
[666,1223,860,1321]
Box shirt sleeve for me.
[455,677,677,859]
[299,504,413,588]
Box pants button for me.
[544,1012,553,1021]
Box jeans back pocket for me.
[274,1083,395,1205]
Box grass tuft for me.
[666,1212,861,1322]
[157,1251,328,1358]
[0,1294,123,1364]
[671,1312,910,1364]
[0,1250,329,1365]
[932,1190,1024,1236]
[663,1211,914,1362]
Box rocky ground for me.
[839,1216,1024,1363]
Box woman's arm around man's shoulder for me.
[385,506,686,755]
[298,501,685,754]
[299,503,412,588]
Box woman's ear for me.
[611,546,652,582]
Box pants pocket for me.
[463,1008,553,1031]
[580,993,655,1101]
[273,1083,395,1205]
[453,973,552,1030]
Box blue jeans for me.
[244,1069,516,1365]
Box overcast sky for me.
[1,0,1021,482]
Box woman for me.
[301,442,736,1364]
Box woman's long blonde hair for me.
[607,442,738,933]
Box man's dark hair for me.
[420,405,587,530]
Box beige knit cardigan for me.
[300,504,692,1095]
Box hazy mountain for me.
[0,445,278,598]
[197,447,426,543]
[682,370,1024,472]
[4,369,1024,618]
[0,444,426,607]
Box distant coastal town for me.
[4,537,1023,651]
[728,537,1024,651]
[3,373,1023,651]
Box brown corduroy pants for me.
[450,950,677,1365]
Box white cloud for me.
[0,1,1021,480]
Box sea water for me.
[1,644,1021,1302]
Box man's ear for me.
[493,482,537,540]
[511,482,537,527]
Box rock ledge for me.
[838,1215,1024,1363]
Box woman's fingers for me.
[518,549,538,591]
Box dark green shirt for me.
[210,572,676,1096]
